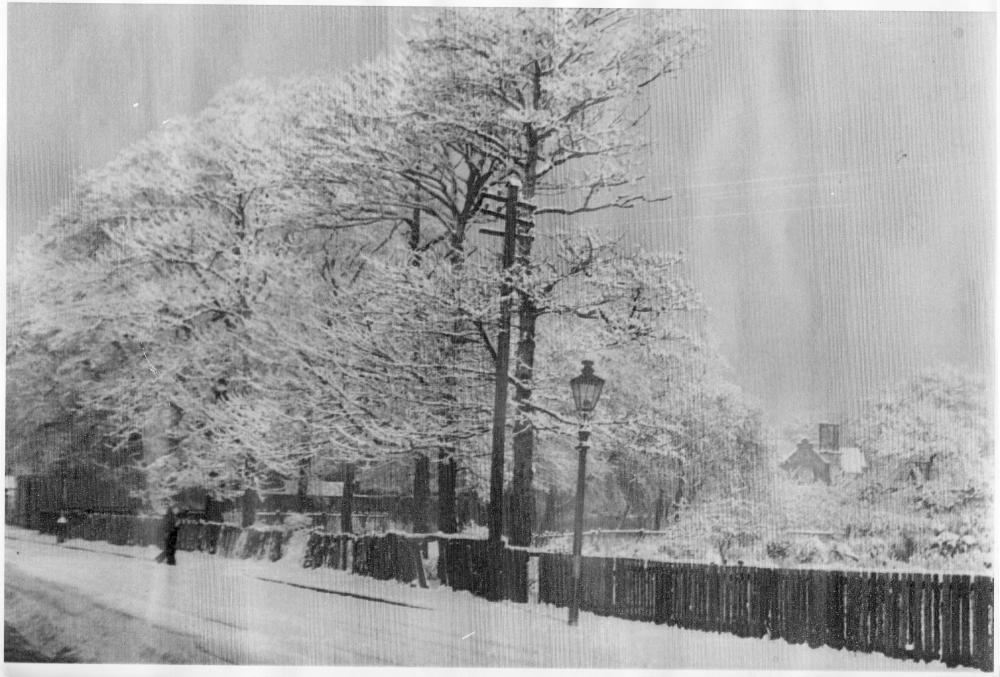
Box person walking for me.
[55,512,68,544]
[155,506,179,565]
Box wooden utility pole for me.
[340,463,355,534]
[480,180,533,601]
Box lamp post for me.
[568,360,605,625]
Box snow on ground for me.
[4,526,969,672]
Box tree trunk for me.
[406,208,432,533]
[413,454,430,532]
[508,300,537,546]
[672,475,685,522]
[617,502,630,529]
[540,486,558,533]
[437,452,457,533]
[340,464,355,534]
[653,488,664,531]
[204,495,224,523]
[241,488,258,528]
[507,64,542,547]
[297,456,311,514]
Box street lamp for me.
[568,360,605,625]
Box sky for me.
[5,5,995,426]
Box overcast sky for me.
[6,5,995,426]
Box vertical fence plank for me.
[687,565,698,630]
[902,572,916,661]
[767,568,782,640]
[680,565,691,628]
[777,569,789,642]
[507,548,528,603]
[706,565,719,633]
[774,568,787,641]
[889,572,903,659]
[674,565,685,628]
[554,553,566,606]
[652,563,669,625]
[727,566,737,636]
[805,570,821,649]
[749,567,766,638]
[744,567,758,637]
[699,565,709,631]
[958,575,973,668]
[947,574,963,668]
[794,569,807,644]
[927,572,940,663]
[544,554,559,607]
[972,575,994,672]
[875,570,888,656]
[844,572,860,652]
[538,553,550,605]
[643,560,655,622]
[699,563,708,632]
[725,565,734,634]
[941,574,956,667]
[910,573,925,662]
[896,571,909,659]
[734,565,748,638]
[921,573,936,663]
[790,569,806,645]
[732,565,743,636]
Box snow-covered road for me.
[4,527,965,670]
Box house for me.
[781,438,831,484]
[780,423,868,483]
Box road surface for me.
[4,527,963,670]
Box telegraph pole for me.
[480,179,533,601]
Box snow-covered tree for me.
[852,367,992,550]
[406,7,702,544]
[7,80,366,504]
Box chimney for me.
[818,423,840,451]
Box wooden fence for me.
[28,514,992,670]
[303,532,528,602]
[37,512,163,547]
[36,513,290,561]
[175,520,291,561]
[537,554,993,672]
[436,538,528,603]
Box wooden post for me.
[340,464,355,534]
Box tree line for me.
[8,8,773,544]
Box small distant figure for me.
[155,506,179,565]
[55,512,69,544]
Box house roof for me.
[776,440,800,464]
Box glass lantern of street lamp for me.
[569,360,605,418]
